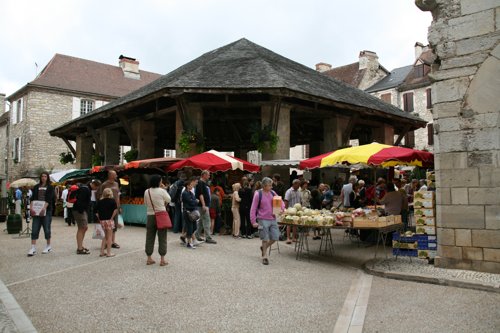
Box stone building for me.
[321,44,435,151]
[0,93,8,197]
[4,54,161,181]
[416,0,500,273]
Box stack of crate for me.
[413,190,437,259]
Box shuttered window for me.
[381,93,391,103]
[404,131,415,148]
[403,92,414,112]
[426,88,432,109]
[13,137,22,162]
[17,97,23,123]
[427,123,434,145]
[11,101,17,124]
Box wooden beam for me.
[87,126,103,155]
[117,114,136,149]
[175,97,188,129]
[395,124,412,145]
[342,114,359,144]
[62,137,76,156]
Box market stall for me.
[167,150,260,173]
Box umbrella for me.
[50,169,78,182]
[167,150,260,173]
[58,168,91,182]
[10,178,37,188]
[125,157,183,170]
[299,142,434,169]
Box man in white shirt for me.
[284,179,301,244]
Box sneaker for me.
[42,246,52,254]
[186,243,196,249]
[27,248,36,256]
[180,236,186,244]
[205,238,217,244]
[196,236,206,242]
[193,239,204,246]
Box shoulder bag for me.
[148,189,172,229]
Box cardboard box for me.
[414,191,435,200]
[418,249,437,259]
[393,240,418,249]
[417,242,437,250]
[414,208,435,217]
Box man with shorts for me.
[73,182,91,254]
[250,177,284,265]
[97,170,121,249]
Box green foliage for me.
[178,128,204,153]
[249,123,279,153]
[92,154,103,167]
[410,166,426,180]
[123,149,138,162]
[59,151,75,165]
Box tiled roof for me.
[70,38,423,123]
[321,62,366,88]
[11,54,161,99]
[365,65,413,93]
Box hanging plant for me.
[92,154,103,167]
[123,149,138,162]
[250,124,279,153]
[59,151,75,165]
[178,128,204,153]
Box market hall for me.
[49,38,426,170]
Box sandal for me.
[160,261,168,266]
[77,248,90,255]
[146,259,156,265]
[286,240,292,244]
[106,254,116,258]
[111,243,120,249]
[262,258,269,265]
[99,253,106,257]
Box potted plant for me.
[123,148,138,162]
[250,124,279,153]
[59,151,75,165]
[178,128,204,153]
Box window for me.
[426,88,432,109]
[80,99,94,116]
[16,98,23,123]
[427,123,434,145]
[381,93,391,103]
[13,137,22,162]
[403,92,414,112]
[415,64,424,78]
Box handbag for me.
[148,189,172,229]
[187,209,200,222]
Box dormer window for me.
[80,99,94,116]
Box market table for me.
[278,222,403,261]
[121,204,147,225]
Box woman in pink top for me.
[250,177,284,265]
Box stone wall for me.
[417,0,500,273]
[8,90,76,179]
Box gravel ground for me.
[371,257,500,287]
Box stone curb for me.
[0,277,37,333]
[363,259,500,294]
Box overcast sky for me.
[0,0,432,98]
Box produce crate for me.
[393,240,418,249]
[415,216,435,226]
[353,216,395,228]
[414,208,435,217]
[414,191,435,200]
[418,250,437,259]
[393,248,418,257]
[415,225,436,235]
[417,241,437,250]
[413,199,434,209]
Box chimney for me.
[315,62,332,72]
[119,55,140,79]
[414,42,425,60]
[0,93,5,114]
[358,50,378,70]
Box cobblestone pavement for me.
[1,219,499,332]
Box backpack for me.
[170,180,184,203]
[257,189,277,210]
[67,185,79,204]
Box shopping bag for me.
[155,211,172,229]
[117,214,125,228]
[92,224,105,240]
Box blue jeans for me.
[31,210,52,241]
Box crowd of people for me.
[19,168,432,266]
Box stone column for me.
[76,135,93,168]
[260,104,290,160]
[417,0,500,273]
[175,104,203,158]
[372,123,394,145]
[132,120,156,159]
[101,129,120,165]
